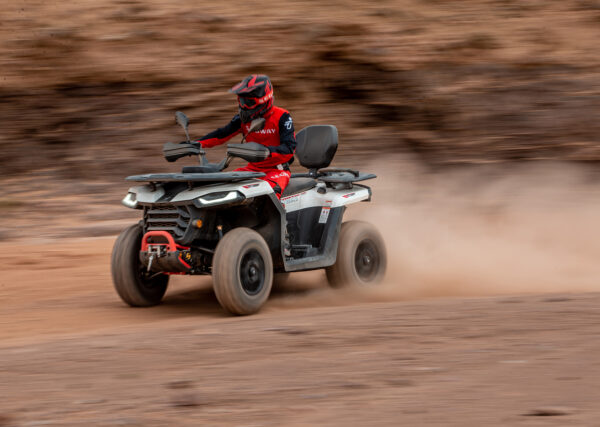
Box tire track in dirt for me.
[2,293,600,426]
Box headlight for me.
[121,192,138,208]
[194,191,245,207]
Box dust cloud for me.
[268,156,600,310]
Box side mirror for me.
[175,111,191,142]
[175,111,189,129]
[248,118,265,134]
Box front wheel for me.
[111,224,169,307]
[326,221,387,288]
[212,228,273,315]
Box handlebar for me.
[169,112,270,172]
[163,140,271,174]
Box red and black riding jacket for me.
[198,106,296,170]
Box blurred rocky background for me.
[1,0,600,239]
[2,0,600,177]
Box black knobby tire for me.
[326,221,387,288]
[111,224,169,307]
[212,228,273,315]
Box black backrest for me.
[295,125,338,170]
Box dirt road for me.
[1,237,599,426]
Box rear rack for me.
[290,168,376,183]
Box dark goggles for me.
[238,96,260,109]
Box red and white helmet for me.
[230,74,274,123]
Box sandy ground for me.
[1,236,600,426]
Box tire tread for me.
[212,228,273,315]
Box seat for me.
[295,125,338,171]
[282,177,317,197]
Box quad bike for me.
[111,111,387,315]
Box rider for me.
[197,75,296,198]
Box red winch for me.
[140,231,192,274]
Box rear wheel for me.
[111,224,169,307]
[326,221,387,288]
[212,228,273,315]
